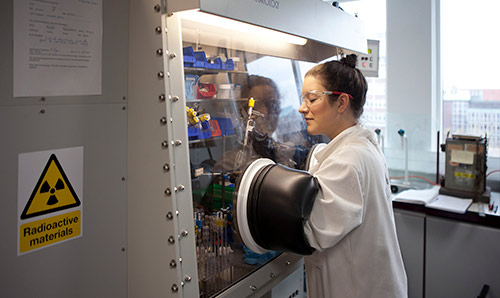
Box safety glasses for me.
[300,90,353,107]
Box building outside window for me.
[441,0,500,158]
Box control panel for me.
[357,39,379,77]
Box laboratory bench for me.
[392,192,500,298]
[393,191,500,229]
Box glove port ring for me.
[235,158,274,254]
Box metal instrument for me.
[439,134,489,203]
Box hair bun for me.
[341,54,358,68]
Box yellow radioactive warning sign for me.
[20,210,81,253]
[21,154,81,219]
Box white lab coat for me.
[304,124,408,298]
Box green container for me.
[194,184,234,211]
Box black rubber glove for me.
[292,145,310,171]
[248,129,276,160]
[249,129,310,170]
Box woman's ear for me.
[336,93,350,114]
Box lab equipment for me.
[185,75,199,99]
[217,84,232,99]
[27,0,370,296]
[439,134,490,203]
[235,158,319,255]
[194,208,234,294]
[357,39,380,77]
[186,106,199,126]
[229,56,240,70]
[390,129,417,194]
[398,129,410,185]
[186,107,213,140]
[209,119,222,137]
[183,46,197,67]
[248,128,313,170]
[217,84,242,99]
[243,97,255,147]
[374,128,384,153]
[197,83,217,99]
[221,58,235,70]
[234,98,256,170]
[206,57,222,69]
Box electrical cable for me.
[486,169,500,177]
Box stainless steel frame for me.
[128,0,197,296]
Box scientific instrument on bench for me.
[439,134,489,203]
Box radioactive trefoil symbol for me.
[40,178,65,205]
[21,154,80,219]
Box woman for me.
[299,54,408,297]
[240,74,281,136]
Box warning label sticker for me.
[20,210,81,253]
[21,154,81,219]
[18,147,83,255]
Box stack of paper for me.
[392,186,440,205]
[392,186,472,214]
[426,195,472,214]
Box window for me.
[441,0,500,157]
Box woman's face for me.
[299,75,339,139]
[249,85,278,135]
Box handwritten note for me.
[14,0,102,97]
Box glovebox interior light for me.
[178,10,308,46]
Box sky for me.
[440,0,500,90]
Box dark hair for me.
[241,75,281,132]
[305,54,367,119]
[241,75,281,110]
